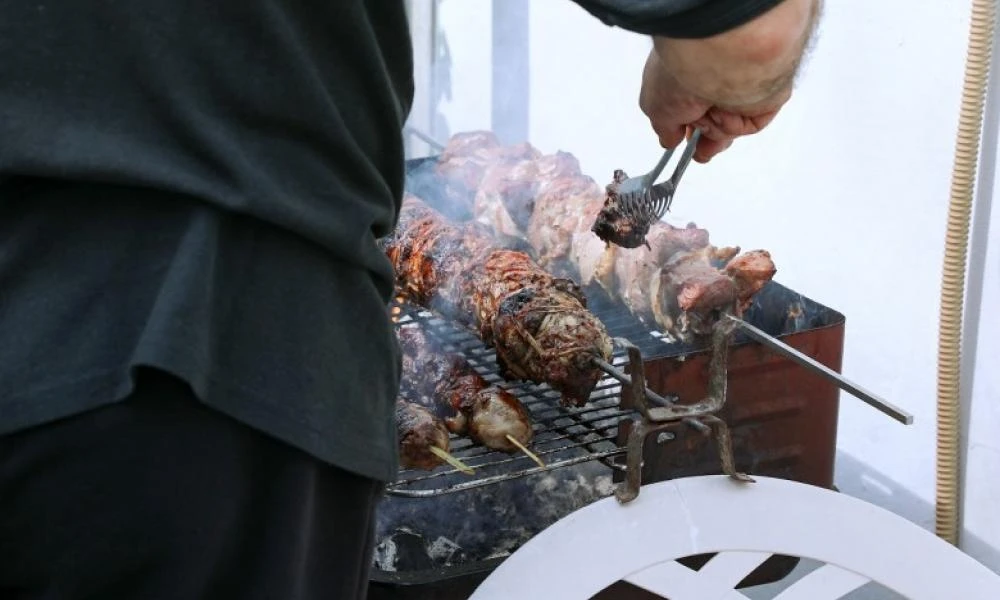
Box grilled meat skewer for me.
[521,169,774,340]
[384,197,613,406]
[431,135,777,342]
[395,398,451,471]
[434,130,541,212]
[473,151,582,240]
[445,357,534,452]
[398,325,534,451]
[395,398,474,473]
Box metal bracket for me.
[608,308,755,504]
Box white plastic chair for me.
[468,475,1000,599]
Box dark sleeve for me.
[567,0,786,38]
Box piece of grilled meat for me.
[435,131,541,213]
[591,169,653,249]
[397,325,533,450]
[441,356,533,452]
[395,398,451,471]
[473,150,583,243]
[725,249,778,313]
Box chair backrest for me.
[468,475,1000,600]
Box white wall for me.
[426,0,999,568]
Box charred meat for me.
[398,325,468,433]
[382,197,496,324]
[492,285,610,407]
[397,325,534,450]
[385,196,614,406]
[590,169,653,250]
[395,398,451,471]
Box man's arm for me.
[567,0,788,39]
[569,0,823,161]
[651,0,821,109]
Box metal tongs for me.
[616,129,702,225]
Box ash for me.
[372,460,615,573]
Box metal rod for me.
[403,126,445,151]
[593,357,671,405]
[592,357,709,433]
[727,316,915,425]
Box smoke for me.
[372,455,617,574]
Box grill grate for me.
[385,296,670,497]
[383,278,833,496]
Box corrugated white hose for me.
[936,0,996,545]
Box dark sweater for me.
[0,0,782,482]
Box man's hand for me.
[639,0,820,163]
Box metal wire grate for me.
[385,297,659,497]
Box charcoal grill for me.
[368,154,909,599]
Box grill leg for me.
[615,415,754,504]
[614,418,647,504]
[702,415,755,483]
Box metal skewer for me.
[592,357,710,434]
[592,357,672,406]
[726,316,914,425]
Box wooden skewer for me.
[428,445,475,475]
[505,434,545,469]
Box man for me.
[0,0,819,598]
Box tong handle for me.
[641,128,701,193]
[669,128,701,188]
[642,147,676,189]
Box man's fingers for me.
[658,119,733,162]
[654,124,687,150]
[693,135,734,163]
[640,49,714,150]
[706,85,791,136]
[639,40,792,163]
[704,105,782,137]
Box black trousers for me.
[0,369,383,600]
